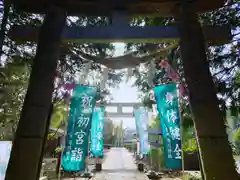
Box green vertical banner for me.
[153,83,182,169]
[133,108,150,155]
[61,84,97,172]
[90,106,104,157]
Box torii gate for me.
[97,102,142,118]
[5,0,238,180]
[96,102,162,148]
[98,102,142,148]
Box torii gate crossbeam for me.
[9,24,231,45]
[96,102,142,118]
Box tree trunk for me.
[5,6,66,180]
[175,2,238,180]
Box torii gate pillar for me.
[175,2,238,180]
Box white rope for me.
[147,60,156,87]
[100,67,109,90]
[151,104,158,117]
[79,62,92,84]
[78,72,86,84]
[126,68,133,82]
[77,43,178,70]
[84,62,92,74]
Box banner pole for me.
[176,83,185,174]
[177,82,205,179]
[85,134,90,174]
[179,103,185,174]
[85,104,96,175]
[58,93,71,180]
[149,147,152,170]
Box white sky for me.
[108,43,139,129]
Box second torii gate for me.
[99,102,142,118]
